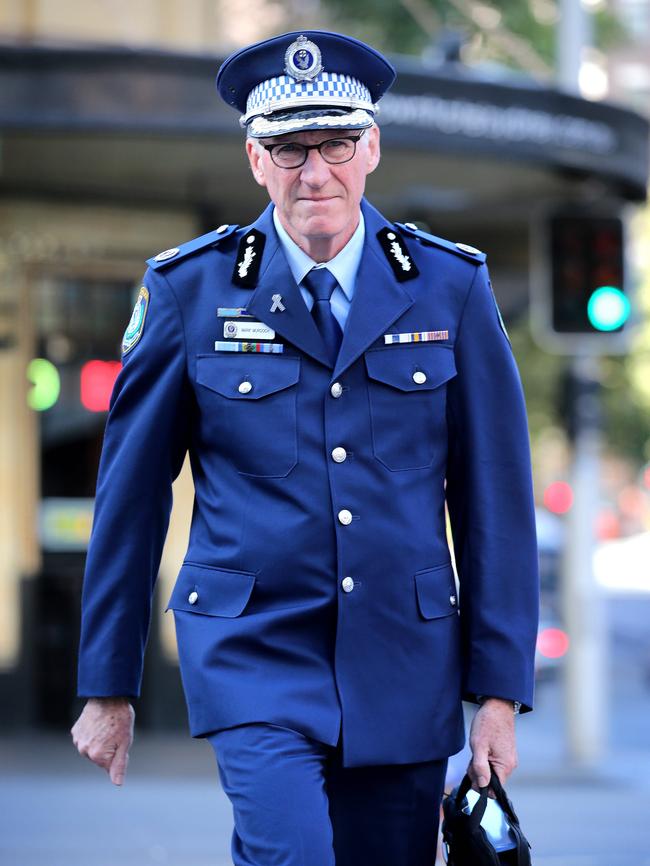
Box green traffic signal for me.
[587,286,631,332]
[27,358,60,410]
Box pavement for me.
[2,596,650,865]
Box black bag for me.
[441,770,532,865]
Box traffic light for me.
[531,210,631,354]
[26,358,60,411]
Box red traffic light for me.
[543,481,574,515]
[80,360,121,412]
[537,627,570,659]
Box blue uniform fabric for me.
[77,196,539,769]
[208,722,447,866]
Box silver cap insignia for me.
[284,35,323,81]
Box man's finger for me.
[109,741,130,786]
[469,745,491,788]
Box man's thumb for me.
[109,742,129,786]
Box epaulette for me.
[395,222,487,265]
[146,223,239,270]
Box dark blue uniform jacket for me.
[78,197,539,768]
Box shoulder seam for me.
[146,224,239,270]
[394,222,487,265]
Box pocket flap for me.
[196,354,300,399]
[414,562,458,619]
[365,344,456,392]
[166,562,256,617]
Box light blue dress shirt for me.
[272,206,365,331]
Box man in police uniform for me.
[72,30,539,866]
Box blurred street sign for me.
[38,498,94,551]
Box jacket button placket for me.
[326,375,358,602]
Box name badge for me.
[223,321,276,340]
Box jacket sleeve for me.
[77,267,191,698]
[445,262,539,712]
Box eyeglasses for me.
[261,130,366,169]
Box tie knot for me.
[304,267,338,303]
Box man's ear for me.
[246,138,267,188]
[365,124,381,176]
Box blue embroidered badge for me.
[122,286,150,355]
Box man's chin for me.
[294,216,344,240]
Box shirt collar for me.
[272,206,365,301]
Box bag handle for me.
[453,768,521,832]
[453,772,490,831]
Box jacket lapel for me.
[332,198,415,380]
[242,204,331,368]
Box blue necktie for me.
[303,267,343,365]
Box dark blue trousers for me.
[208,723,447,866]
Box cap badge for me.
[284,35,323,81]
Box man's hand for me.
[71,697,135,786]
[467,698,517,795]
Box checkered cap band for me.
[242,72,374,124]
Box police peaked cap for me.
[216,30,396,138]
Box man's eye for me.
[321,139,349,153]
[275,143,303,156]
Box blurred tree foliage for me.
[320,0,625,75]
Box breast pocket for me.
[196,353,300,477]
[364,343,456,471]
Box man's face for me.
[246,125,380,248]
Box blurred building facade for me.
[0,2,648,730]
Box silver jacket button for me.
[412,371,427,385]
[188,591,199,605]
[456,242,482,256]
[154,247,180,262]
[341,576,355,593]
[338,509,353,525]
[450,595,457,606]
[330,382,343,398]
[238,380,253,394]
[332,447,347,463]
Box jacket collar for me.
[241,198,415,377]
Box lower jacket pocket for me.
[414,562,458,620]
[165,561,256,617]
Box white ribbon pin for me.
[270,293,285,312]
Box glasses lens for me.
[271,142,307,168]
[319,138,356,164]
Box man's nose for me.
[299,147,332,185]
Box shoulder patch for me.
[488,278,511,345]
[122,286,150,356]
[376,227,419,281]
[395,222,487,265]
[232,229,266,288]
[146,224,239,270]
